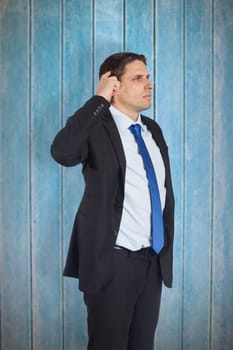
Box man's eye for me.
[133,76,142,80]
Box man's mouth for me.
[143,94,151,100]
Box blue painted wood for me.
[212,0,233,349]
[0,1,31,349]
[1,1,233,350]
[94,0,124,87]
[30,0,62,348]
[125,0,154,117]
[183,0,213,348]
[62,0,93,349]
[155,1,184,349]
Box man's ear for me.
[112,82,121,97]
[111,89,120,105]
[112,90,119,97]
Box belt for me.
[114,245,157,259]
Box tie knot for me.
[129,123,141,136]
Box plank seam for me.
[181,0,186,349]
[61,1,65,349]
[29,0,33,348]
[209,0,215,349]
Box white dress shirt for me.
[110,105,166,251]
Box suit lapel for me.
[141,117,167,162]
[101,112,168,192]
[141,116,170,188]
[101,111,126,184]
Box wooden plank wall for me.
[0,1,232,349]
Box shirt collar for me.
[109,105,145,132]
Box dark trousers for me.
[83,247,162,350]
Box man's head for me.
[97,52,153,120]
[99,52,147,81]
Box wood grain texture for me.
[183,0,213,349]
[62,0,93,348]
[30,0,62,348]
[0,1,31,349]
[212,0,233,349]
[155,0,184,348]
[0,1,233,349]
[125,0,154,117]
[94,0,124,87]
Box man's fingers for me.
[100,71,119,81]
[96,71,120,101]
[100,71,112,80]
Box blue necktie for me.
[129,124,164,253]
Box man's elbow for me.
[50,145,78,167]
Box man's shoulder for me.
[141,114,168,149]
[141,115,162,133]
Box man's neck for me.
[111,103,139,121]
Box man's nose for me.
[146,80,154,89]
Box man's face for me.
[112,60,153,120]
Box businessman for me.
[51,52,175,350]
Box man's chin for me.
[141,103,151,111]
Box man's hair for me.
[99,52,147,80]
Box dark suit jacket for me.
[51,95,175,294]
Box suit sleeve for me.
[50,95,110,166]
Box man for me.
[51,52,174,350]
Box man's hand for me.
[96,71,120,102]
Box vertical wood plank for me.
[183,0,213,348]
[212,0,233,348]
[94,0,124,87]
[125,0,154,61]
[31,0,62,348]
[1,1,233,350]
[155,0,184,349]
[62,1,93,349]
[125,0,154,117]
[0,1,31,349]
